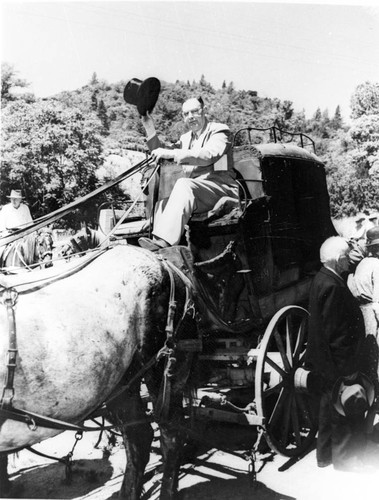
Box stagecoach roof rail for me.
[234,126,316,154]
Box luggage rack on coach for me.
[234,125,316,154]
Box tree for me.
[1,62,30,106]
[98,99,110,134]
[350,81,379,119]
[226,81,235,94]
[91,89,98,111]
[347,82,379,178]
[89,72,99,86]
[313,108,322,122]
[331,105,343,130]
[1,100,104,223]
[349,114,379,177]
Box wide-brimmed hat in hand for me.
[333,372,375,417]
[123,77,161,116]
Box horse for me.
[0,244,197,499]
[0,230,54,272]
[56,226,106,257]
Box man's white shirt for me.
[0,203,33,232]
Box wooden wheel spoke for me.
[265,354,286,377]
[256,306,312,457]
[274,330,292,372]
[291,393,302,446]
[286,317,293,366]
[268,387,288,428]
[298,350,307,365]
[293,320,307,363]
[281,390,293,446]
[263,380,284,397]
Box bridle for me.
[36,231,54,265]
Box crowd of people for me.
[304,220,379,473]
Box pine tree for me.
[90,72,99,86]
[91,90,98,111]
[97,99,109,134]
[331,105,343,129]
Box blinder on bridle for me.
[36,230,54,263]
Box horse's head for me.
[58,227,103,258]
[36,230,54,268]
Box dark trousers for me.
[317,389,366,468]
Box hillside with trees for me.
[1,63,379,226]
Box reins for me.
[0,232,54,273]
[97,256,196,415]
[0,156,155,249]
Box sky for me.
[1,0,379,121]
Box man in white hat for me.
[304,236,368,471]
[138,96,239,251]
[0,189,33,236]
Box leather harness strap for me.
[0,287,19,409]
[0,250,197,432]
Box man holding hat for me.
[0,189,33,236]
[305,236,369,471]
[137,96,239,251]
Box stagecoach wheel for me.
[255,305,317,457]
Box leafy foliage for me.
[350,81,379,119]
[1,63,379,225]
[1,99,104,226]
[1,62,34,106]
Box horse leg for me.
[0,454,10,498]
[158,405,185,500]
[106,382,153,500]
[148,353,194,500]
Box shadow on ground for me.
[176,476,296,500]
[7,458,113,498]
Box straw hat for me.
[7,189,24,199]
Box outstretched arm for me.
[141,112,162,151]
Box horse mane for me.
[20,233,37,264]
[0,233,37,269]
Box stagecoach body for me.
[103,128,336,333]
[97,128,337,457]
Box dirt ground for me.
[5,421,379,500]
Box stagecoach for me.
[96,125,336,457]
[0,125,337,497]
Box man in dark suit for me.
[305,236,367,471]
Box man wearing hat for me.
[0,189,33,236]
[304,236,368,471]
[137,95,239,251]
[349,226,379,389]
